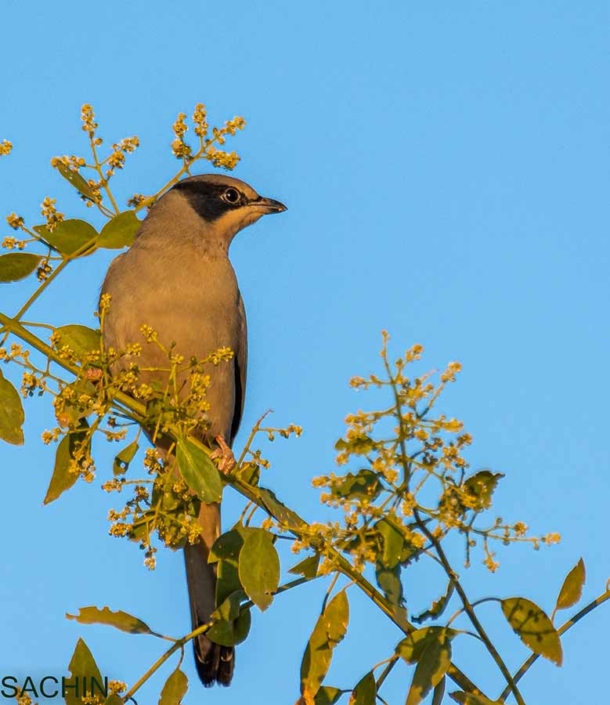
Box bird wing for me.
[229,291,248,444]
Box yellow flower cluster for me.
[115,364,140,395]
[50,155,86,170]
[6,212,25,230]
[171,111,192,160]
[98,293,112,314]
[108,522,131,538]
[213,116,246,140]
[200,347,231,366]
[127,193,145,208]
[543,532,561,546]
[172,112,188,138]
[440,361,462,383]
[0,342,29,362]
[108,681,127,697]
[21,371,46,398]
[1,236,26,250]
[125,342,142,356]
[193,102,208,137]
[144,448,162,474]
[169,351,184,366]
[40,196,65,231]
[207,145,241,170]
[0,139,12,156]
[68,444,96,483]
[106,136,140,175]
[102,478,124,493]
[169,105,245,170]
[81,103,99,139]
[483,551,500,573]
[37,259,52,282]
[108,507,130,522]
[133,484,150,503]
[140,323,158,343]
[41,428,61,445]
[279,423,303,439]
[144,550,157,570]
[171,138,192,160]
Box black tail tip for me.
[195,643,235,687]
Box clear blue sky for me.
[1,2,609,703]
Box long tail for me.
[183,503,235,687]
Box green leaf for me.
[322,592,350,644]
[258,487,306,530]
[315,686,344,705]
[463,470,505,511]
[0,371,25,445]
[432,678,446,705]
[412,581,455,624]
[210,528,246,562]
[289,554,321,579]
[54,162,98,201]
[237,461,260,486]
[113,439,139,476]
[43,427,89,504]
[239,528,280,611]
[54,324,101,359]
[300,591,350,701]
[450,693,502,705]
[330,468,382,502]
[215,589,246,623]
[0,252,42,282]
[406,635,452,705]
[207,591,252,646]
[159,667,188,705]
[335,434,375,455]
[129,510,155,543]
[210,529,247,605]
[176,438,222,503]
[556,558,586,611]
[98,211,141,249]
[375,563,404,608]
[374,519,406,606]
[66,606,153,634]
[376,517,412,569]
[65,638,104,705]
[34,219,98,257]
[349,671,376,705]
[501,597,563,665]
[397,627,457,664]
[373,516,419,612]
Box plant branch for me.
[0,314,483,697]
[414,509,526,705]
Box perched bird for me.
[100,174,286,686]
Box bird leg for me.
[210,435,236,475]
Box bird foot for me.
[210,435,235,475]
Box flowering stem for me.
[0,314,484,698]
[414,509,526,705]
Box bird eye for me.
[223,188,240,204]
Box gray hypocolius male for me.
[101,174,286,686]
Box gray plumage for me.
[100,174,286,686]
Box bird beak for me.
[251,196,287,214]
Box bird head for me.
[166,174,287,244]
